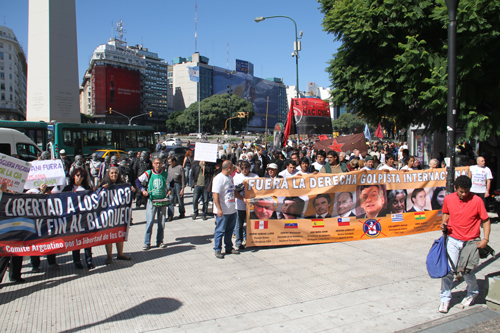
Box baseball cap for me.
[267,163,278,169]
[60,149,66,155]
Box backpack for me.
[426,235,450,278]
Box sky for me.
[1,0,340,90]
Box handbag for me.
[426,233,451,278]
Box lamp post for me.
[225,70,236,142]
[255,16,301,98]
[445,0,459,194]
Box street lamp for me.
[255,16,301,98]
[225,70,236,141]
[445,0,459,194]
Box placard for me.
[194,142,218,163]
[25,160,66,189]
[0,153,31,193]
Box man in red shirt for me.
[439,176,491,313]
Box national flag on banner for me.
[188,66,199,82]
[318,134,328,141]
[254,221,268,229]
[414,212,426,220]
[391,214,404,222]
[312,219,324,228]
[375,122,383,139]
[284,222,298,228]
[337,217,350,226]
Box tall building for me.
[0,25,27,120]
[171,53,287,132]
[80,33,172,130]
[27,0,80,123]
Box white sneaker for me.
[438,302,449,313]
[457,294,478,309]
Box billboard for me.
[235,59,254,76]
[93,64,141,116]
[213,66,280,129]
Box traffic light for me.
[149,111,153,117]
[108,108,112,114]
[237,112,245,118]
[246,112,249,118]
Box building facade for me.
[0,25,27,121]
[80,38,172,130]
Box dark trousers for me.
[0,256,23,282]
[136,189,148,207]
[193,185,208,216]
[30,254,56,268]
[72,248,92,266]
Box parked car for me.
[164,138,182,146]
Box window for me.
[126,131,137,148]
[0,52,3,60]
[0,143,11,156]
[0,72,4,79]
[0,83,4,90]
[0,43,2,48]
[62,129,73,145]
[16,143,39,161]
[1,93,4,100]
[98,130,112,146]
[82,129,99,145]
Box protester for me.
[136,158,171,251]
[400,156,415,171]
[311,150,327,172]
[212,160,239,259]
[469,156,493,201]
[88,153,102,187]
[233,160,258,250]
[429,158,440,169]
[100,167,133,262]
[361,156,375,171]
[297,157,311,175]
[183,150,194,188]
[167,156,186,221]
[63,167,94,270]
[134,151,153,209]
[279,160,300,178]
[439,175,490,313]
[191,160,213,220]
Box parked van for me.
[0,128,43,161]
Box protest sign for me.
[0,184,132,256]
[25,160,66,189]
[194,142,218,162]
[0,153,31,193]
[245,167,469,247]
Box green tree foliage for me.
[332,112,364,134]
[165,110,184,133]
[319,0,500,140]
[175,94,254,133]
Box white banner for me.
[0,153,31,193]
[24,160,66,189]
[194,142,218,163]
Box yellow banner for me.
[245,167,469,247]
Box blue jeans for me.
[235,210,246,247]
[440,236,479,303]
[193,185,208,216]
[144,200,167,246]
[168,183,185,218]
[213,212,237,251]
[185,167,192,187]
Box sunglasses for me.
[75,174,83,177]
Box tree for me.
[319,0,500,140]
[165,110,184,133]
[176,94,254,133]
[332,113,364,134]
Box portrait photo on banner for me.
[305,193,335,219]
[355,184,389,219]
[276,196,308,220]
[406,188,432,212]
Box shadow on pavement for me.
[60,297,183,333]
[172,234,213,246]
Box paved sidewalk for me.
[1,188,499,333]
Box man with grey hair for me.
[212,160,238,259]
[429,158,440,169]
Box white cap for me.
[267,163,278,169]
[60,149,66,155]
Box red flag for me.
[318,135,328,141]
[282,102,296,147]
[375,122,383,139]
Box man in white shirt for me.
[279,160,300,178]
[361,156,375,171]
[378,153,397,171]
[212,160,238,259]
[233,160,258,250]
[311,150,327,172]
[469,156,493,201]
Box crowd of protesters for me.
[0,135,494,316]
